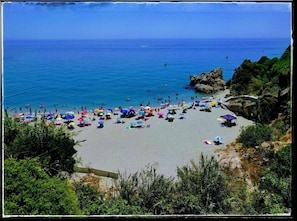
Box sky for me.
[3,2,292,40]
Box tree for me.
[4,114,78,176]
[4,158,80,215]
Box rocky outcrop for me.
[189,68,226,94]
[221,92,286,123]
[221,97,258,120]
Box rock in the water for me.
[189,68,226,94]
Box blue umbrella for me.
[98,120,104,125]
[121,109,128,114]
[214,136,223,141]
[130,122,136,127]
[64,115,74,120]
[139,111,145,116]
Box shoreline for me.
[7,89,254,178]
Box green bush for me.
[4,158,80,215]
[4,114,78,176]
[251,144,291,214]
[238,124,273,148]
[73,181,143,215]
[175,154,231,214]
[118,163,176,215]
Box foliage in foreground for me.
[73,181,143,215]
[4,158,80,215]
[251,144,292,214]
[4,112,78,176]
[117,155,231,215]
[3,111,291,215]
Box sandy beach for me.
[66,89,254,179]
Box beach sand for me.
[72,89,254,179]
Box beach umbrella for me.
[130,122,136,127]
[26,115,33,119]
[139,110,145,116]
[167,114,174,119]
[121,109,128,114]
[157,112,164,116]
[214,136,223,142]
[182,103,188,109]
[81,110,88,115]
[78,117,84,121]
[220,114,237,120]
[98,120,104,125]
[47,113,54,117]
[211,101,217,106]
[64,115,74,120]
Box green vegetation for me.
[228,46,291,97]
[4,158,80,215]
[73,181,143,215]
[251,144,292,214]
[238,123,273,148]
[3,113,291,215]
[174,155,231,214]
[227,45,291,125]
[4,111,78,177]
[3,45,292,215]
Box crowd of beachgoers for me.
[8,90,252,177]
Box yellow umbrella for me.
[211,101,217,106]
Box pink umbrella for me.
[81,110,88,115]
[158,112,164,116]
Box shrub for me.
[238,124,273,148]
[4,158,80,215]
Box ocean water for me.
[3,38,290,113]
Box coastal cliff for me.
[190,45,291,125]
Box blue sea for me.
[3,38,291,114]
